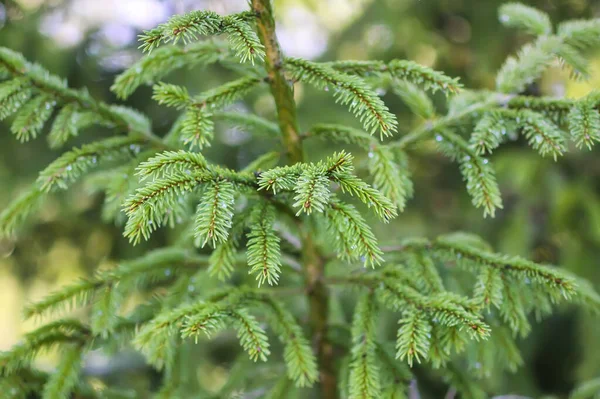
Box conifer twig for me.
[392,93,514,149]
[0,47,171,150]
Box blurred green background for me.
[1,0,600,396]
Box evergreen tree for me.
[1,1,600,398]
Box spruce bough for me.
[1,2,600,398]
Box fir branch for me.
[0,320,89,375]
[208,243,239,280]
[448,90,497,115]
[136,300,209,368]
[558,19,600,50]
[107,104,153,134]
[181,302,271,362]
[179,107,215,150]
[23,248,205,319]
[136,150,208,181]
[107,248,207,288]
[395,310,431,367]
[564,271,600,314]
[50,110,115,149]
[139,10,262,64]
[258,296,318,386]
[397,234,592,321]
[23,278,99,320]
[381,357,410,399]
[325,60,386,76]
[349,293,381,398]
[496,34,595,94]
[327,151,398,221]
[434,236,577,300]
[257,164,304,193]
[436,130,502,217]
[376,344,413,381]
[388,60,462,95]
[307,123,375,149]
[470,109,518,154]
[338,356,352,398]
[208,222,241,281]
[324,198,383,267]
[192,76,262,110]
[569,378,600,399]
[222,15,266,64]
[405,251,444,294]
[568,92,600,150]
[0,77,28,104]
[292,164,331,215]
[41,345,82,399]
[111,41,225,99]
[427,323,453,368]
[6,3,600,397]
[499,277,531,336]
[473,267,504,311]
[181,304,229,343]
[135,291,250,369]
[0,47,167,148]
[0,186,45,237]
[137,289,259,367]
[0,49,66,93]
[487,325,524,373]
[47,103,78,149]
[90,285,125,336]
[193,180,236,247]
[519,110,567,159]
[86,158,148,223]
[246,203,282,286]
[10,94,55,142]
[228,308,271,361]
[37,136,143,192]
[285,57,397,137]
[496,40,554,94]
[378,280,490,340]
[390,79,436,119]
[152,82,191,109]
[123,171,204,244]
[498,3,552,36]
[554,41,591,79]
[393,94,505,150]
[368,146,413,212]
[0,79,33,121]
[139,10,223,52]
[326,59,462,95]
[507,95,572,124]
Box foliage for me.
[1,2,600,398]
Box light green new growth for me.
[1,2,600,398]
[499,3,552,36]
[285,57,398,138]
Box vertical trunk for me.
[250,0,302,164]
[302,231,338,398]
[251,1,338,397]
